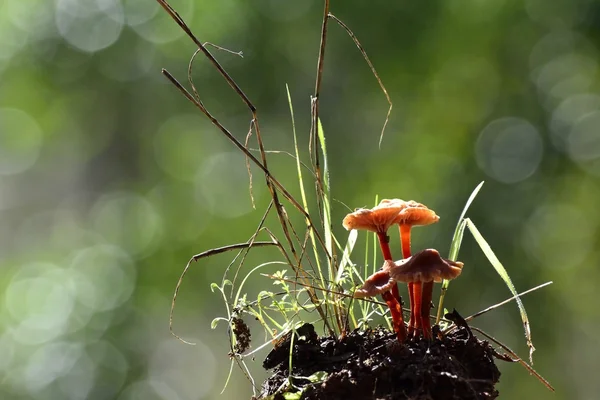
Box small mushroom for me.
[353,270,395,299]
[391,201,439,336]
[343,199,408,341]
[352,269,406,342]
[343,199,409,260]
[387,249,464,339]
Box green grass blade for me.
[287,84,309,220]
[317,118,333,259]
[466,218,535,364]
[335,228,357,284]
[220,359,235,394]
[234,261,288,307]
[286,85,325,284]
[436,182,484,323]
[450,181,484,260]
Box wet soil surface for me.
[258,324,500,400]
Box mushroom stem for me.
[421,281,434,339]
[412,281,422,336]
[375,231,406,342]
[375,232,403,304]
[381,291,407,342]
[407,282,416,335]
[376,231,393,261]
[399,224,418,335]
[399,224,412,259]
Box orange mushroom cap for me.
[342,199,409,233]
[353,270,395,298]
[387,249,463,283]
[393,200,440,227]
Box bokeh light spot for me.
[122,0,160,27]
[6,0,54,37]
[57,351,95,400]
[196,151,260,218]
[149,338,216,399]
[523,203,595,268]
[534,53,597,101]
[550,93,600,152]
[117,380,180,400]
[6,264,74,345]
[525,0,589,29]
[85,340,128,397]
[567,110,600,176]
[131,0,193,44]
[55,0,124,53]
[24,341,83,392]
[476,117,543,184]
[148,183,210,243]
[69,245,136,312]
[0,108,43,175]
[91,192,162,257]
[530,31,598,107]
[154,114,220,182]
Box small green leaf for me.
[283,392,302,400]
[210,282,220,292]
[211,317,227,330]
[306,371,328,383]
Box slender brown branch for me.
[244,120,256,209]
[310,0,330,239]
[229,202,276,288]
[464,281,553,323]
[171,241,278,344]
[328,13,392,148]
[160,69,327,252]
[156,0,255,111]
[442,281,553,336]
[157,1,334,285]
[470,327,555,392]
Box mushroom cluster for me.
[343,199,464,341]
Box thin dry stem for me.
[157,0,335,335]
[244,120,256,209]
[229,201,275,288]
[328,13,392,148]
[470,326,555,392]
[170,241,278,344]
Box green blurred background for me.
[1,0,599,398]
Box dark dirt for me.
[257,323,500,400]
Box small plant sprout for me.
[342,200,409,341]
[387,249,464,339]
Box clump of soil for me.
[258,323,500,400]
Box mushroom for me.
[343,199,408,261]
[352,269,406,342]
[390,201,439,336]
[353,270,394,299]
[343,199,408,341]
[387,249,464,339]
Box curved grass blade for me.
[436,181,484,323]
[335,229,358,284]
[465,218,535,364]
